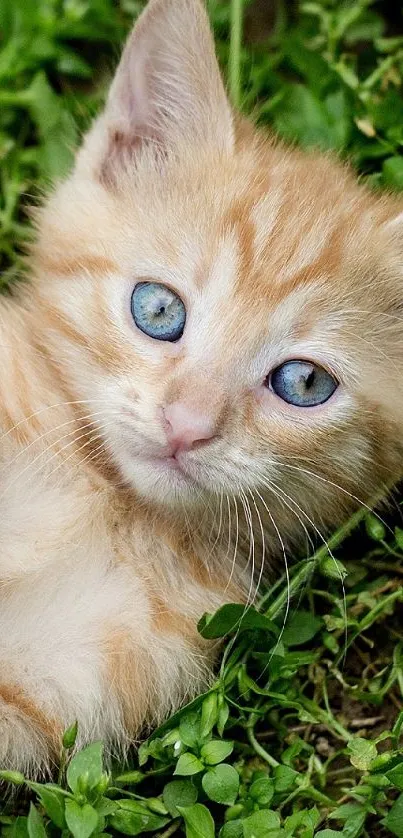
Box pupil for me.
[305,369,315,390]
[158,305,166,315]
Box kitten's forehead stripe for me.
[221,200,256,284]
[226,150,377,318]
[37,253,117,278]
[252,188,284,263]
[277,220,346,292]
[281,217,332,281]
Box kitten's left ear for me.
[80,0,234,181]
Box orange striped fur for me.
[1,0,403,774]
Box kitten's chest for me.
[0,448,232,625]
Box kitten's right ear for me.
[80,0,234,183]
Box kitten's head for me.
[33,0,403,527]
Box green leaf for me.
[27,805,47,838]
[242,810,281,837]
[365,514,386,541]
[202,763,239,805]
[395,527,403,551]
[96,799,119,817]
[146,798,169,816]
[315,832,343,838]
[220,823,243,838]
[177,804,215,838]
[163,780,198,817]
[108,812,165,835]
[249,777,274,806]
[57,51,92,78]
[149,692,209,741]
[200,692,219,739]
[342,811,366,838]
[272,84,349,151]
[179,713,202,748]
[273,765,298,792]
[21,72,76,178]
[9,817,29,838]
[201,740,234,765]
[330,803,365,822]
[174,753,204,776]
[217,696,230,737]
[319,557,348,581]
[282,35,332,95]
[387,762,403,790]
[66,742,104,793]
[35,788,66,829]
[138,742,150,766]
[198,604,278,639]
[329,805,367,838]
[386,793,403,837]
[285,807,320,833]
[282,610,323,647]
[382,157,403,191]
[110,801,169,835]
[65,801,98,838]
[347,738,377,770]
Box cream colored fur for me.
[0,0,403,775]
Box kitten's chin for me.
[116,453,204,507]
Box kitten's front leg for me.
[0,562,152,775]
[0,687,59,774]
[0,559,217,776]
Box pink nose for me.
[163,402,216,454]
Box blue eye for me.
[268,360,338,407]
[131,281,186,342]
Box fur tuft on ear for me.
[79,0,234,183]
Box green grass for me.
[1,0,403,836]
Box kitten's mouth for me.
[112,428,208,500]
[147,453,198,484]
[155,455,186,473]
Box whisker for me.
[238,488,255,610]
[253,487,291,664]
[340,328,400,373]
[209,490,225,557]
[0,409,114,473]
[223,494,240,597]
[277,462,394,535]
[0,398,114,450]
[55,434,111,483]
[0,418,115,503]
[259,477,348,661]
[248,490,266,609]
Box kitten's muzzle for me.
[162,402,217,455]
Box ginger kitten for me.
[0,0,402,774]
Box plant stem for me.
[229,0,243,108]
[264,484,394,621]
[157,822,181,838]
[264,559,316,621]
[247,716,280,767]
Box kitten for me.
[0,0,402,775]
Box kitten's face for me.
[34,0,403,523]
